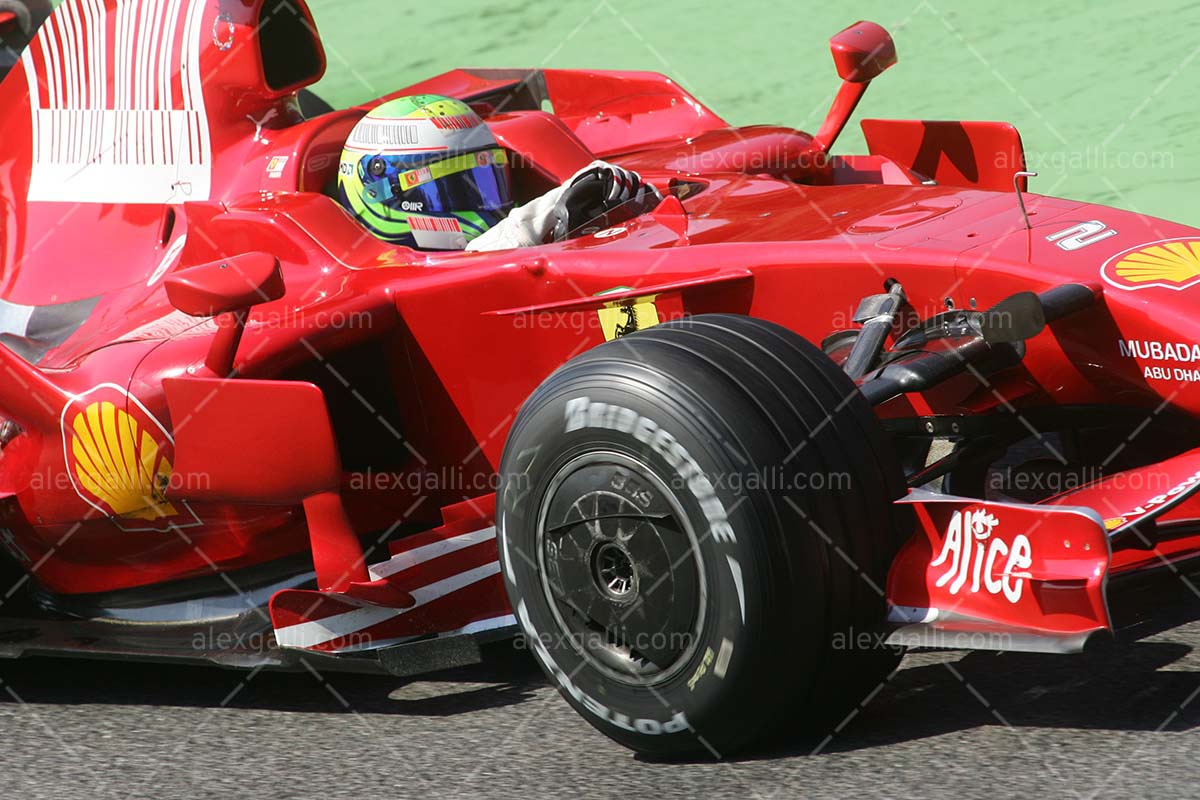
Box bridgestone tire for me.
[497,314,909,757]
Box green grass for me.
[306,0,1200,224]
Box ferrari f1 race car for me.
[1,0,1199,758]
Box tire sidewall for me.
[498,372,820,750]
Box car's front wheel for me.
[497,314,909,757]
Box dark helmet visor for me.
[393,148,513,217]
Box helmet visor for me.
[394,148,513,217]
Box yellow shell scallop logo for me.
[1101,239,1200,291]
[67,399,177,522]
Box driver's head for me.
[337,95,513,249]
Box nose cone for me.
[959,199,1200,292]
[954,199,1200,416]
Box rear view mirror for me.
[163,251,285,376]
[829,20,897,83]
[164,252,284,317]
[809,21,898,156]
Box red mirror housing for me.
[164,252,285,377]
[164,251,284,317]
[809,21,898,157]
[829,20,897,83]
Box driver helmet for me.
[337,95,513,249]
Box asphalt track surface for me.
[1,592,1198,800]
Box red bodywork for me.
[0,1,1198,663]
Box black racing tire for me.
[497,314,910,757]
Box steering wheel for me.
[551,167,662,242]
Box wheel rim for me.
[536,451,706,686]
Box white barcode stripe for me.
[162,0,179,164]
[79,1,94,161]
[185,0,201,166]
[56,10,72,101]
[176,0,190,112]
[21,48,40,165]
[34,32,53,166]
[78,0,95,161]
[36,21,56,109]
[133,2,145,165]
[151,0,166,109]
[143,0,162,159]
[74,0,91,159]
[56,19,71,159]
[64,0,84,102]
[148,0,166,164]
[146,0,165,107]
[85,0,97,162]
[83,0,103,163]
[41,15,62,162]
[75,1,90,159]
[184,0,206,168]
[146,0,160,110]
[58,11,78,161]
[111,0,122,163]
[134,0,150,112]
[94,0,109,162]
[25,0,212,202]
[130,0,140,159]
[116,0,130,109]
[161,0,180,112]
[183,50,197,164]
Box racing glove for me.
[466,161,661,252]
[549,163,662,242]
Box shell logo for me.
[1101,238,1200,291]
[60,385,198,532]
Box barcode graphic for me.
[21,0,211,204]
[429,113,481,131]
[409,215,463,233]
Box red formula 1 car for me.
[2,1,1200,757]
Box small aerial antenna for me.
[1014,170,1038,230]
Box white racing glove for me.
[548,162,662,242]
[467,160,660,252]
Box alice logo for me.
[930,509,1032,603]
